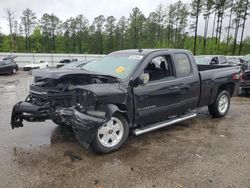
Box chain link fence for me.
[0,52,105,68]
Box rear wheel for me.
[12,68,17,74]
[208,90,230,118]
[92,113,129,154]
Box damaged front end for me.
[11,100,53,129]
[10,69,123,148]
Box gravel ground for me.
[0,71,250,188]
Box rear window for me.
[219,56,227,64]
[174,53,191,77]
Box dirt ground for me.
[0,71,250,188]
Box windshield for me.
[81,54,143,79]
[195,56,211,65]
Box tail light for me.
[232,72,242,80]
[242,74,245,80]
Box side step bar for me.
[133,112,197,136]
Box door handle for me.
[169,86,179,90]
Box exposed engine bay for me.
[30,73,117,107]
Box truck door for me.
[172,53,200,113]
[133,54,183,125]
[133,53,200,126]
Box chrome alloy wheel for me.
[218,95,229,114]
[97,117,124,148]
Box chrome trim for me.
[29,90,47,95]
[133,113,197,136]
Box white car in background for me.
[23,60,49,71]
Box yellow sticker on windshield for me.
[116,66,125,73]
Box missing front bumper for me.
[11,101,107,148]
[11,101,52,129]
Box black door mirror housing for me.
[210,60,217,65]
[133,73,150,87]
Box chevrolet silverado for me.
[11,49,242,153]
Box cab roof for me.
[110,49,191,56]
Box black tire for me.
[91,113,129,154]
[12,68,17,74]
[208,90,230,118]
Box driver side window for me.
[144,55,174,82]
[211,57,219,65]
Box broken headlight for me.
[75,90,96,113]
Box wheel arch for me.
[218,82,235,97]
[96,103,131,126]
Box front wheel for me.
[208,90,230,118]
[91,113,129,154]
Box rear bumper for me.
[11,101,106,148]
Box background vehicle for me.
[11,49,241,153]
[227,56,248,72]
[23,60,49,71]
[0,56,18,74]
[227,57,241,65]
[60,60,93,70]
[240,54,250,93]
[57,59,78,68]
[195,55,228,65]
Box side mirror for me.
[138,73,150,85]
[210,60,217,65]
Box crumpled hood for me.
[32,69,119,80]
[76,83,127,97]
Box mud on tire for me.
[208,90,230,118]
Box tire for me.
[12,68,17,74]
[91,113,129,154]
[208,90,230,118]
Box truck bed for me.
[197,65,241,108]
[197,64,232,71]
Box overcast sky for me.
[0,0,249,40]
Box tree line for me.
[0,0,249,55]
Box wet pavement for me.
[0,71,250,188]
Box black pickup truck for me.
[11,49,242,153]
